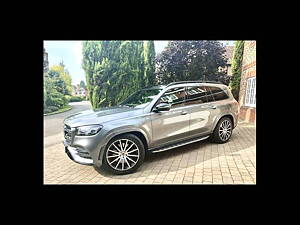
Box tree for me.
[82,40,155,109]
[48,64,72,95]
[44,75,68,111]
[143,41,156,86]
[155,41,229,85]
[43,63,72,112]
[80,80,86,89]
[229,41,245,100]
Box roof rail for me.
[141,85,166,90]
[166,80,223,87]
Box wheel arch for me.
[211,113,235,133]
[97,127,149,166]
[109,131,149,151]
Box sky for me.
[44,40,234,85]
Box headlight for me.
[75,125,102,136]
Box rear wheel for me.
[102,134,145,175]
[210,117,233,144]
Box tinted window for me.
[186,86,208,105]
[157,87,186,109]
[204,86,215,102]
[208,86,229,101]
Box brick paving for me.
[44,121,256,184]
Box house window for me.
[245,77,256,107]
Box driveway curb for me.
[44,105,72,116]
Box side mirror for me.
[154,103,171,112]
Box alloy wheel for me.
[219,120,232,141]
[106,139,140,171]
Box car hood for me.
[64,106,145,127]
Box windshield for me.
[120,88,163,108]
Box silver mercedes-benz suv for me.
[63,81,239,174]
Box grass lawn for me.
[44,105,72,116]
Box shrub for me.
[69,96,83,102]
[44,108,52,114]
[44,106,60,114]
[48,106,59,112]
[230,41,245,100]
[45,91,67,108]
[62,95,69,105]
[65,95,71,102]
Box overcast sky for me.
[44,40,234,85]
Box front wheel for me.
[210,117,233,144]
[102,134,145,175]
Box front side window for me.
[245,77,256,107]
[157,87,186,109]
[208,86,229,101]
[186,86,208,105]
[120,88,163,108]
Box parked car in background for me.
[63,81,239,175]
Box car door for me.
[206,85,231,130]
[150,87,190,148]
[186,85,218,137]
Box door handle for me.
[181,111,188,115]
[210,105,217,109]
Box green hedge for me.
[44,106,59,114]
[44,105,72,115]
[230,41,245,100]
[69,96,84,102]
[45,92,68,108]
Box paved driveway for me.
[44,111,256,184]
[44,101,92,148]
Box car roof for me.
[142,81,228,91]
[165,81,227,89]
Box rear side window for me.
[204,86,215,102]
[208,86,229,101]
[186,86,208,105]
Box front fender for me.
[97,126,150,166]
[105,126,150,146]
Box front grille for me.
[64,124,72,143]
[64,124,91,159]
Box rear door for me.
[205,85,231,131]
[150,87,190,148]
[185,85,215,137]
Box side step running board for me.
[151,136,210,153]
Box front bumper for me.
[63,140,93,165]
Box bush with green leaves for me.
[44,108,52,114]
[82,40,156,109]
[44,74,69,110]
[69,96,84,102]
[48,106,59,112]
[230,41,245,100]
[64,95,71,102]
[44,106,59,114]
[46,91,67,108]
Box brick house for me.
[238,41,256,123]
[72,84,87,97]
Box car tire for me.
[102,134,145,175]
[210,117,233,144]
